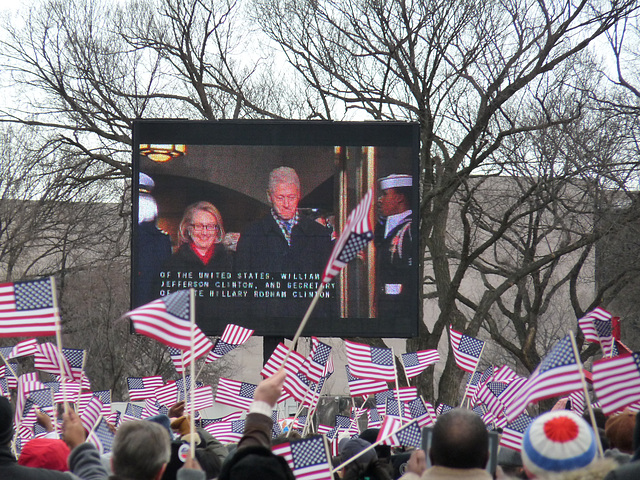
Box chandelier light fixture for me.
[139,144,187,163]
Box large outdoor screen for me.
[132,120,419,337]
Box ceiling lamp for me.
[140,144,187,163]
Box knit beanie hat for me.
[0,396,14,446]
[18,438,70,471]
[521,410,597,476]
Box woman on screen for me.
[163,201,232,272]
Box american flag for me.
[155,381,178,407]
[284,371,314,403]
[215,378,257,410]
[185,385,214,412]
[85,390,111,416]
[578,307,615,358]
[464,371,483,399]
[385,397,407,420]
[322,190,374,284]
[568,391,586,415]
[331,414,350,430]
[87,417,115,454]
[206,324,254,362]
[499,413,533,451]
[505,335,583,421]
[167,347,189,374]
[0,363,18,389]
[374,388,417,416]
[592,352,640,414]
[199,411,243,430]
[34,343,85,382]
[0,338,39,359]
[124,290,213,356]
[493,365,518,383]
[376,415,401,445]
[471,404,495,427]
[448,326,484,373]
[344,340,396,381]
[19,399,39,434]
[367,408,382,428]
[407,397,436,427]
[43,381,81,404]
[127,376,164,401]
[345,365,388,397]
[205,419,245,443]
[166,345,209,374]
[435,404,454,416]
[175,376,203,402]
[107,411,121,428]
[272,435,332,480]
[141,398,161,418]
[476,381,510,417]
[0,377,9,398]
[495,376,527,411]
[61,348,85,381]
[0,278,60,337]
[317,424,333,435]
[261,342,306,378]
[300,338,332,383]
[80,395,104,431]
[376,417,422,448]
[389,420,422,448]
[123,403,144,421]
[468,366,495,403]
[302,376,326,411]
[401,350,440,378]
[17,372,44,393]
[27,388,54,414]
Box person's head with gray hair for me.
[267,167,301,222]
[111,420,172,480]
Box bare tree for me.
[253,0,640,403]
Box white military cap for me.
[139,172,155,192]
[379,174,412,190]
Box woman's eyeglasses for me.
[190,224,219,232]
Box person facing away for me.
[399,408,492,480]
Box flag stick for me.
[281,283,325,367]
[568,331,604,458]
[195,357,207,382]
[331,420,419,473]
[460,343,485,408]
[180,351,187,405]
[50,276,69,414]
[288,402,306,438]
[76,350,87,407]
[188,289,196,459]
[392,348,403,425]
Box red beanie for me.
[18,438,70,471]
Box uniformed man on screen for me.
[376,174,415,319]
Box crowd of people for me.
[3,366,640,480]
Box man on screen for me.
[234,166,333,317]
[376,173,416,319]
